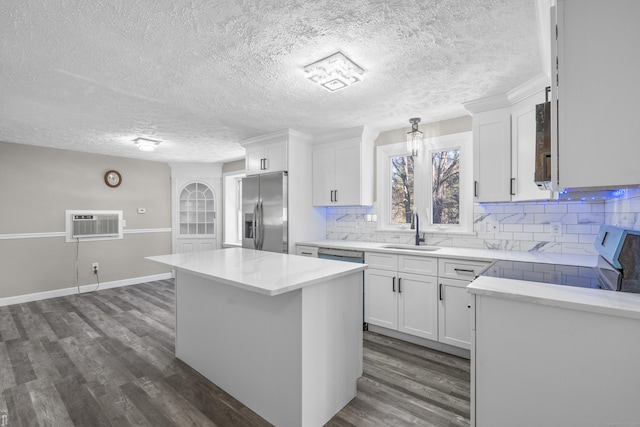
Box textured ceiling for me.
[0,0,543,163]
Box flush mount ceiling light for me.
[303,52,364,92]
[132,137,161,152]
[407,118,423,157]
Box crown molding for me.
[463,73,551,114]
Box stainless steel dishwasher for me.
[317,247,365,263]
[317,247,366,330]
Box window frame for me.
[377,131,473,234]
[223,171,245,246]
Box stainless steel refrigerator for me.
[242,171,288,253]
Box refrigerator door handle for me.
[258,199,264,250]
[252,202,259,249]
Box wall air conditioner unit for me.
[65,210,124,242]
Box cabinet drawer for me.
[296,246,318,257]
[365,252,397,271]
[438,258,491,282]
[399,255,437,276]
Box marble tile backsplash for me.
[605,187,640,231]
[325,188,640,256]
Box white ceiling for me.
[0,0,544,164]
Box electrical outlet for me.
[92,262,99,274]
[550,222,562,237]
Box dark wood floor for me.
[0,280,470,426]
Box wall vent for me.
[66,210,123,242]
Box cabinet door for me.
[334,140,361,206]
[511,92,554,201]
[555,0,640,190]
[364,269,398,330]
[472,108,512,202]
[438,278,472,349]
[263,140,287,173]
[312,144,335,206]
[245,146,265,175]
[398,272,438,340]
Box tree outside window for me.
[390,155,414,224]
[431,149,460,225]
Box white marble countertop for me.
[469,276,640,320]
[146,247,366,296]
[297,240,598,267]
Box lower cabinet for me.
[438,258,491,350]
[365,251,491,351]
[438,278,473,349]
[364,253,438,340]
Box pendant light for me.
[407,118,423,157]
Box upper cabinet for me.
[465,77,555,202]
[550,0,640,190]
[312,126,378,207]
[470,106,512,202]
[244,138,287,176]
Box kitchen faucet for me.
[410,211,425,246]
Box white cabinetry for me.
[244,139,287,175]
[437,258,490,350]
[312,126,377,207]
[466,79,554,202]
[364,252,438,340]
[551,0,640,190]
[471,107,512,202]
[169,164,222,254]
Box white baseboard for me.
[0,272,174,307]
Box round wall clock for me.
[104,170,122,188]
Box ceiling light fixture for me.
[407,118,423,157]
[303,52,364,92]
[132,137,161,152]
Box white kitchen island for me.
[146,247,366,427]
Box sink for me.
[381,244,440,251]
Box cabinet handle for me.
[398,278,402,293]
[454,268,475,276]
[392,277,396,293]
[510,178,516,196]
[334,189,338,202]
[474,181,478,197]
[301,252,313,256]
[260,158,265,170]
[330,190,334,202]
[439,283,443,301]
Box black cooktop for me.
[479,259,620,291]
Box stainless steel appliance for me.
[317,247,365,264]
[479,225,640,293]
[317,247,367,329]
[242,171,288,253]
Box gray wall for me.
[0,141,172,298]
